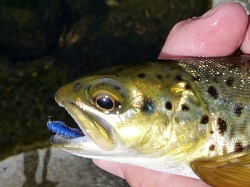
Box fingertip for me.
[160,3,248,58]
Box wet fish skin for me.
[51,56,250,186]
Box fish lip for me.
[50,134,91,146]
[73,101,113,135]
[52,100,115,150]
[49,102,94,146]
[70,101,93,135]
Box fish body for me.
[51,56,250,186]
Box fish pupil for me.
[96,96,114,110]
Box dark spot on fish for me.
[234,103,243,116]
[240,123,247,131]
[213,77,218,83]
[165,101,172,110]
[157,74,163,80]
[200,115,209,124]
[223,146,227,154]
[217,118,227,135]
[209,145,215,151]
[181,104,189,111]
[74,82,82,92]
[207,86,218,99]
[185,83,191,90]
[228,63,240,70]
[138,73,146,78]
[210,130,214,134]
[192,76,200,82]
[175,75,183,81]
[141,98,155,114]
[120,93,125,99]
[234,142,244,153]
[114,85,121,91]
[175,117,180,123]
[226,77,234,86]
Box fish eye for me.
[96,95,115,111]
[92,94,122,112]
[88,78,125,113]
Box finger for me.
[118,163,209,187]
[93,160,209,187]
[93,159,125,179]
[159,3,248,58]
[240,16,250,54]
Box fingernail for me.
[92,159,125,179]
[112,163,125,179]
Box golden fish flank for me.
[52,56,250,187]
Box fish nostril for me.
[86,85,91,92]
[73,82,82,92]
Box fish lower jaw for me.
[50,133,92,145]
[49,102,95,146]
[61,102,94,138]
[61,101,115,150]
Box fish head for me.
[51,62,212,178]
[52,64,173,160]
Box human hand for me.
[94,3,250,187]
[160,2,249,58]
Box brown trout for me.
[50,56,250,187]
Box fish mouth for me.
[50,101,115,151]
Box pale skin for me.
[94,3,250,187]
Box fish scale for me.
[179,57,250,155]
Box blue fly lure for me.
[47,119,84,138]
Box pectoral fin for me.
[190,152,250,187]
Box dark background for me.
[0,1,211,185]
